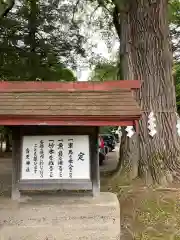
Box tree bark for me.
[116,0,180,184]
[112,4,139,179]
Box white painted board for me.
[21,135,90,180]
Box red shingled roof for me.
[0,81,141,126]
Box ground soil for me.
[101,173,180,240]
[99,146,180,240]
[1,150,180,240]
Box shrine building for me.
[0,80,141,199]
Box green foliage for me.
[100,126,117,134]
[0,126,11,140]
[0,0,86,81]
[169,0,180,25]
[169,0,180,60]
[174,63,180,113]
[168,0,180,111]
[90,62,118,81]
[0,0,14,18]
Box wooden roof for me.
[0,81,141,126]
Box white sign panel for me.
[21,135,90,180]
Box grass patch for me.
[101,173,180,240]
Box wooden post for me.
[91,127,100,197]
[11,127,21,200]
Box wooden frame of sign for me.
[11,126,100,200]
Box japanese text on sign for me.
[21,135,90,180]
[57,139,64,178]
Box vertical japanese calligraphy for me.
[22,135,90,180]
[77,152,85,161]
[33,144,38,174]
[57,139,64,178]
[39,140,44,178]
[25,148,30,172]
[48,140,55,178]
[68,138,74,178]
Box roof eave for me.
[0,80,141,92]
[0,114,141,126]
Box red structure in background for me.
[0,80,140,92]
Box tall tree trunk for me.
[113,4,139,180]
[116,0,180,184]
[113,5,134,80]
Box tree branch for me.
[96,0,111,13]
[113,6,121,39]
[112,0,130,13]
[89,4,101,23]
[72,0,80,24]
[0,0,15,19]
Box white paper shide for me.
[21,135,90,180]
[125,126,135,138]
[176,113,180,136]
[148,111,157,137]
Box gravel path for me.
[100,144,119,172]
